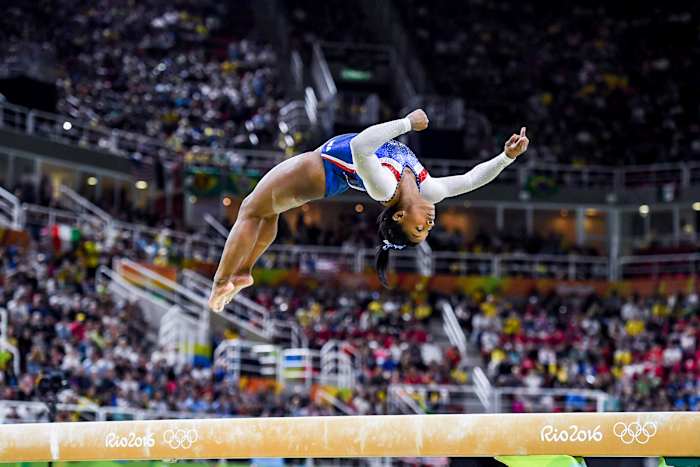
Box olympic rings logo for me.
[612,421,657,445]
[162,429,199,449]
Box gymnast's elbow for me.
[349,137,369,160]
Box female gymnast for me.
[208,109,529,311]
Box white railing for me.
[263,244,370,273]
[315,389,357,415]
[0,186,22,229]
[433,251,611,280]
[387,385,427,414]
[389,384,485,414]
[619,253,700,278]
[22,203,81,228]
[471,367,493,412]
[181,269,305,345]
[278,348,318,389]
[319,341,356,388]
[204,213,229,239]
[492,387,610,414]
[159,305,200,369]
[0,400,218,424]
[3,101,700,190]
[16,200,700,281]
[115,259,207,326]
[388,384,609,414]
[417,240,434,276]
[213,339,279,382]
[277,343,355,390]
[97,265,172,329]
[439,300,467,358]
[58,185,112,227]
[0,101,283,169]
[21,202,225,262]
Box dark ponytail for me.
[375,205,418,288]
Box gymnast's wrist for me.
[401,117,413,133]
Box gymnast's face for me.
[393,203,435,243]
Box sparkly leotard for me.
[319,133,428,198]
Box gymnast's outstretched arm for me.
[421,127,530,203]
[349,110,429,202]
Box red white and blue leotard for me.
[319,133,428,198]
[318,117,515,203]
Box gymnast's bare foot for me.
[208,274,254,312]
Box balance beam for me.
[0,412,698,462]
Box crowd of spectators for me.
[400,1,700,165]
[2,0,282,156]
[0,243,342,421]
[3,0,700,169]
[0,238,463,421]
[451,287,700,411]
[1,222,699,419]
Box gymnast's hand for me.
[504,127,529,159]
[406,109,429,131]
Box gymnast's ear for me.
[391,210,405,223]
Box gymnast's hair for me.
[375,205,419,288]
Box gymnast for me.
[208,109,529,311]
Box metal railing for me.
[15,198,700,281]
[3,101,700,191]
[0,101,283,169]
[277,342,355,390]
[181,268,278,343]
[22,203,81,229]
[388,384,609,415]
[115,258,207,326]
[58,185,113,228]
[159,305,200,369]
[387,385,427,414]
[471,368,493,412]
[213,339,279,382]
[433,251,611,280]
[0,400,218,424]
[315,389,357,415]
[0,101,700,192]
[619,253,700,278]
[388,384,485,414]
[439,300,467,358]
[203,213,230,239]
[492,387,609,413]
[0,186,22,229]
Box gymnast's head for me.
[375,202,435,287]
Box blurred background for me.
[0,1,699,466]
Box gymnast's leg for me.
[241,214,279,274]
[208,152,325,311]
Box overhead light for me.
[639,204,650,216]
[87,177,98,186]
[693,202,700,211]
[62,121,72,131]
[135,180,148,190]
[355,203,364,213]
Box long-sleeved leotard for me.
[346,117,514,203]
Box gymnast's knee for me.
[238,195,263,220]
